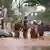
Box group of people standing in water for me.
[13,16,50,39]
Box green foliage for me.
[3,0,18,22]
[24,0,40,6]
[4,0,12,8]
[26,0,50,20]
[40,0,50,7]
[43,7,50,20]
[7,8,18,22]
[25,0,50,7]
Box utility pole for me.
[0,0,7,30]
[18,0,20,16]
[0,0,4,29]
[19,0,23,24]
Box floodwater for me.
[0,38,50,50]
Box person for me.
[30,26,38,39]
[44,24,49,31]
[14,22,24,38]
[49,25,50,31]
[30,21,38,39]
[38,22,44,40]
[23,16,28,39]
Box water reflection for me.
[16,46,50,50]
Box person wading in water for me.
[23,16,28,39]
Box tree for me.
[4,0,18,22]
[43,7,50,20]
[25,0,50,20]
[25,0,50,7]
[24,0,40,6]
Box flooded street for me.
[0,0,50,50]
[0,38,50,50]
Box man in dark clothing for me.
[23,16,28,39]
[38,22,44,40]
[44,25,49,31]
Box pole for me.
[2,0,7,30]
[19,0,21,22]
[1,0,5,29]
[19,0,23,24]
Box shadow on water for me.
[23,46,50,50]
[16,46,50,50]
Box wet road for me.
[0,38,50,50]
